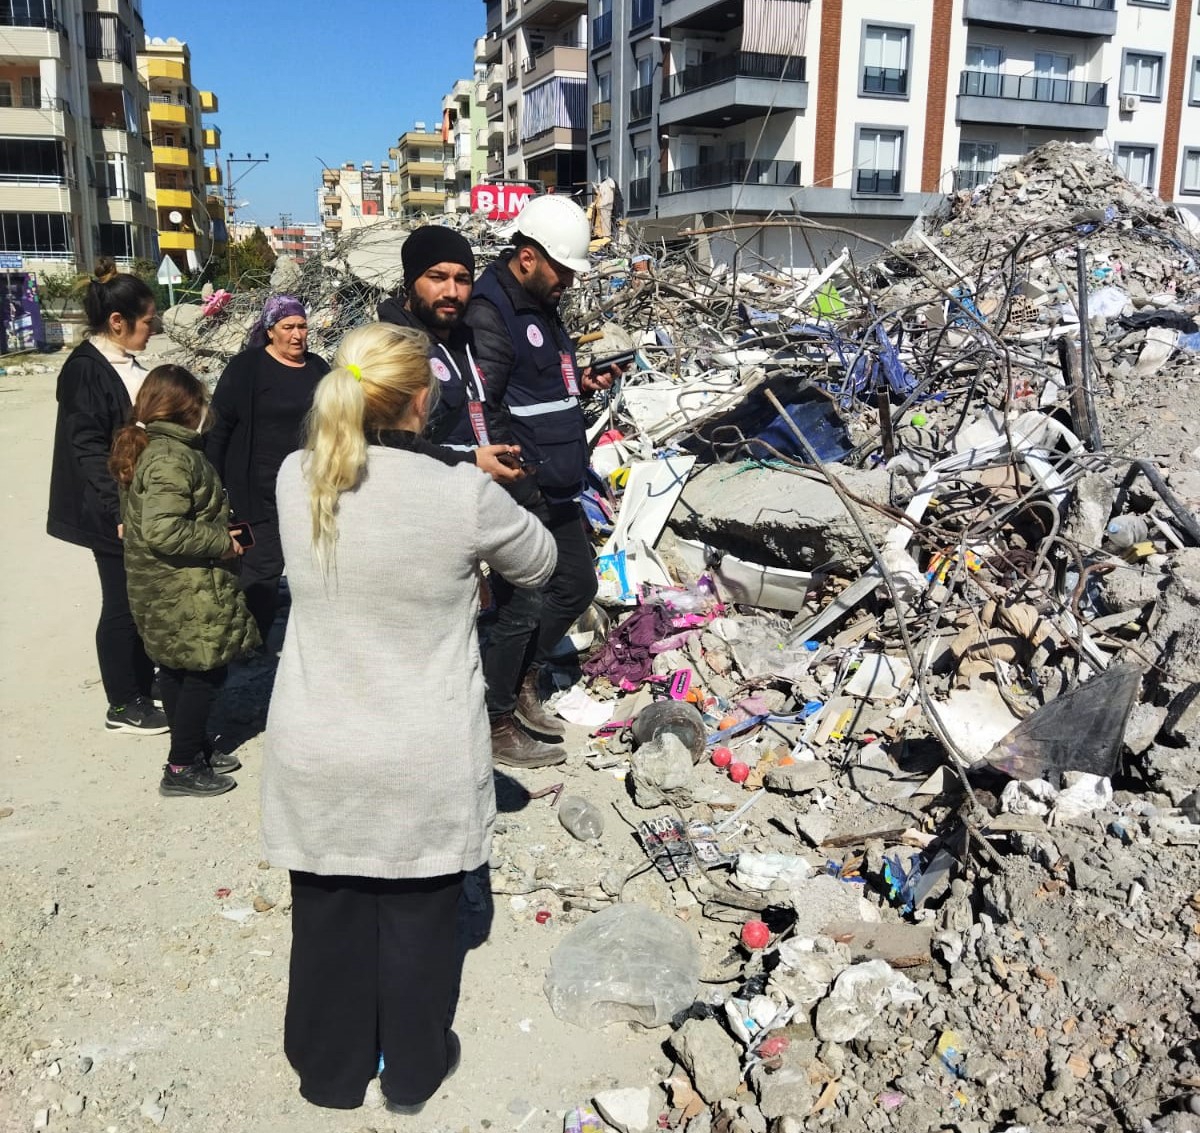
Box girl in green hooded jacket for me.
[110,365,261,797]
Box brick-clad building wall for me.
[921,0,954,194]
[812,0,842,188]
[1158,0,1191,202]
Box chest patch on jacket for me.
[526,324,544,347]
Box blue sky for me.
[150,0,484,226]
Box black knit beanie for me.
[401,226,475,290]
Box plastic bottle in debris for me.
[631,700,707,764]
[558,795,605,841]
[1105,515,1149,549]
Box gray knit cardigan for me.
[261,446,557,878]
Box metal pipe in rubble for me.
[1115,460,1200,547]
[1074,244,1104,453]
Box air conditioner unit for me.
[1120,94,1140,113]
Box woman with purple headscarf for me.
[206,295,330,641]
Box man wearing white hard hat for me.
[466,194,616,769]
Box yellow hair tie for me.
[345,362,363,382]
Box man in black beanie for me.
[377,227,533,492]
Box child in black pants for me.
[109,365,261,796]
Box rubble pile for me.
[522,142,1200,1132]
[24,141,1196,1131]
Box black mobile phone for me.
[230,523,255,549]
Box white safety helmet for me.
[515,194,591,273]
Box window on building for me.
[632,145,650,180]
[1114,143,1155,188]
[956,141,998,191]
[962,45,1002,97]
[862,25,910,97]
[0,82,11,107]
[20,75,41,107]
[0,137,66,182]
[3,1,56,28]
[0,212,72,254]
[1121,52,1163,100]
[1189,56,1200,105]
[1032,52,1072,101]
[98,222,133,259]
[596,154,611,181]
[855,127,903,194]
[1182,148,1200,194]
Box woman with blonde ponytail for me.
[261,322,556,1114]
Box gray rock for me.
[685,1110,713,1133]
[140,1092,167,1125]
[764,762,832,795]
[669,1018,743,1104]
[593,1087,653,1133]
[63,1094,85,1117]
[750,1060,816,1121]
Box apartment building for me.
[268,222,321,263]
[394,129,454,218]
[479,0,589,191]
[137,36,220,272]
[0,0,156,280]
[318,159,399,240]
[584,0,1200,267]
[441,57,491,214]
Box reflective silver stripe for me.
[509,397,578,418]
[443,443,476,452]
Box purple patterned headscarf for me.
[246,294,306,349]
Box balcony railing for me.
[631,0,654,29]
[0,171,71,186]
[661,157,801,195]
[591,101,612,132]
[959,69,1107,106]
[1,6,67,33]
[628,175,650,210]
[4,95,71,113]
[592,11,612,50]
[953,166,995,191]
[665,51,806,99]
[862,66,907,96]
[630,84,652,121]
[855,169,901,195]
[1005,0,1114,6]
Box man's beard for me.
[409,291,464,330]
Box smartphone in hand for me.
[229,523,255,549]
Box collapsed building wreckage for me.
[158,142,1200,1131]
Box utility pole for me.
[224,151,269,289]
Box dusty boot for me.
[515,670,565,740]
[490,714,567,769]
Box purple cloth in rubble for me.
[583,604,676,687]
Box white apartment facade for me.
[479,0,590,191]
[0,0,156,280]
[582,0,1200,266]
[317,159,399,242]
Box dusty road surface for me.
[0,362,666,1133]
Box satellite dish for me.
[168,210,183,225]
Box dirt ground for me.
[0,363,667,1133]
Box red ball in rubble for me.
[729,761,750,783]
[711,746,733,768]
[741,920,770,950]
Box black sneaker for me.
[105,696,169,735]
[204,747,242,773]
[159,763,236,798]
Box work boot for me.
[515,670,565,740]
[490,714,566,769]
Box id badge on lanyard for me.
[559,351,580,397]
[467,399,490,446]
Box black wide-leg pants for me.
[284,870,464,1110]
